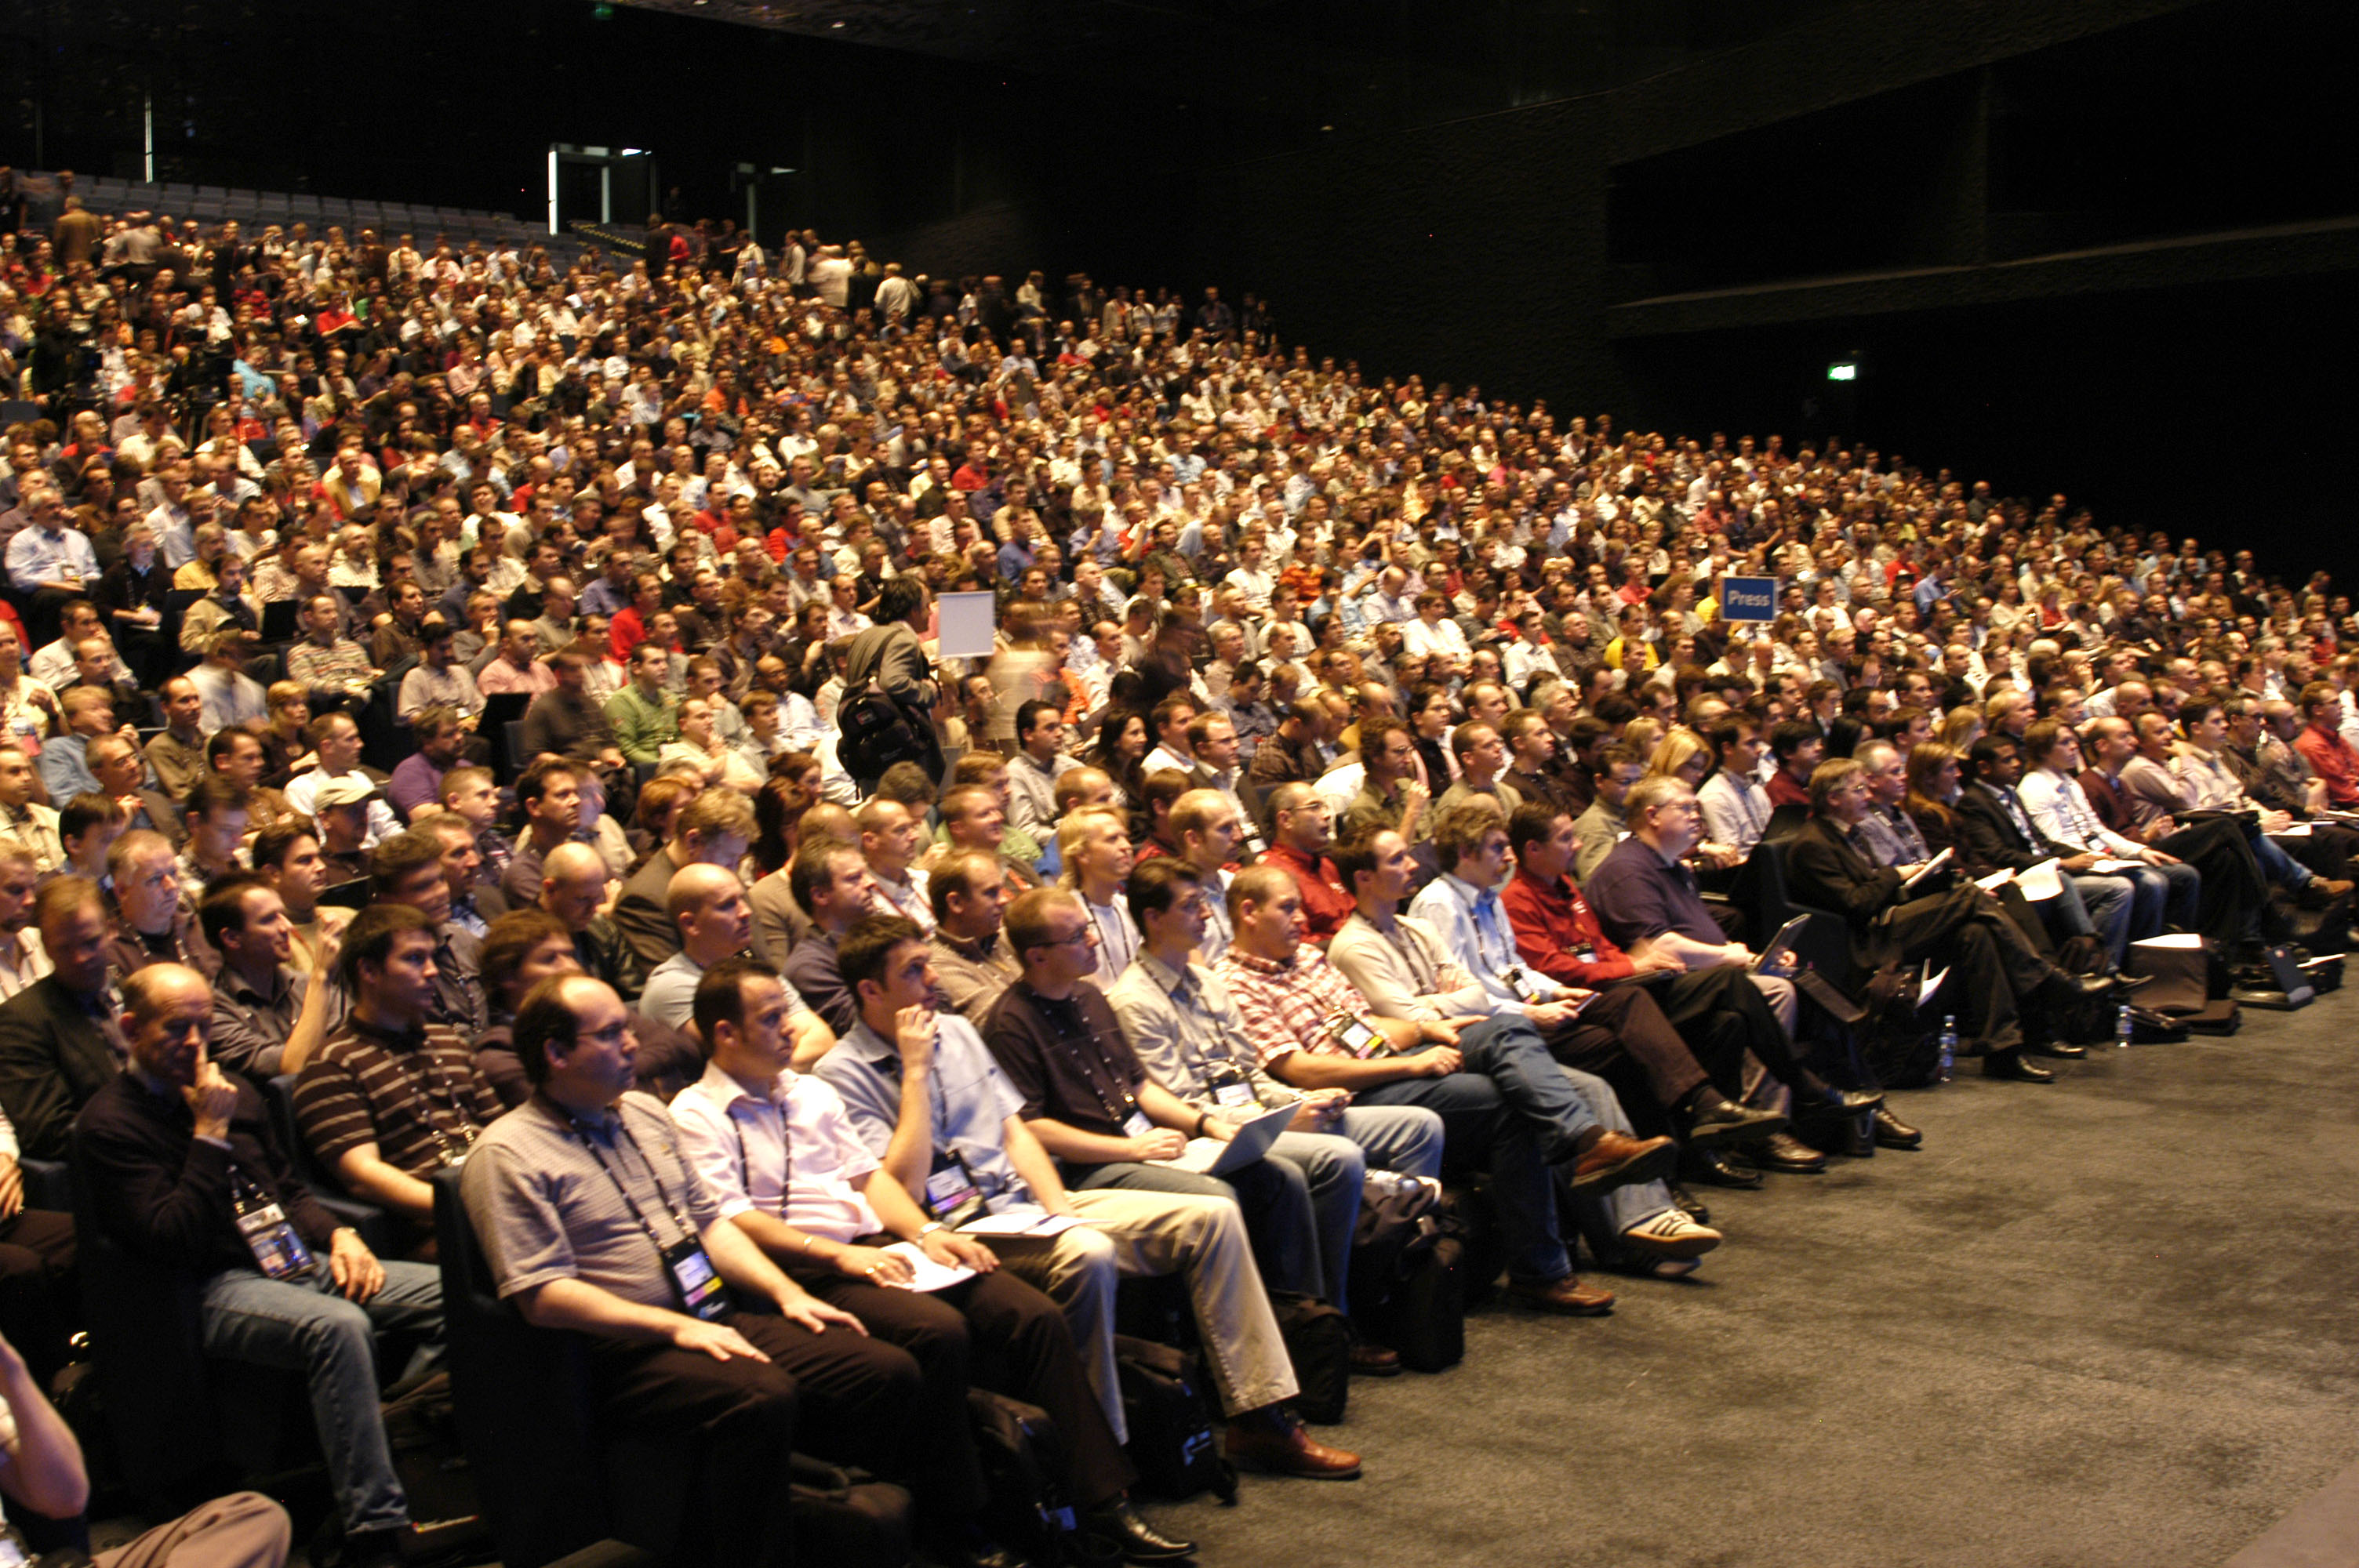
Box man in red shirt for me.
[1762,720,1825,810]
[1256,782,1354,946]
[2292,682,2359,809]
[1500,800,1908,1162]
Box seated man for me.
[79,962,453,1568]
[2175,697,2359,883]
[780,837,883,1043]
[283,591,382,713]
[1695,717,1772,857]
[858,799,932,935]
[927,850,1022,1022]
[638,864,831,1070]
[669,956,1192,1564]
[812,918,1361,1480]
[144,676,210,800]
[1217,865,1674,1315]
[499,758,596,909]
[980,889,1330,1302]
[1332,827,1725,1274]
[538,841,639,1000]
[0,748,60,875]
[1109,858,1443,1345]
[1787,758,2122,1084]
[1951,735,2143,968]
[105,829,216,978]
[1256,782,1356,947]
[460,973,929,1568]
[1522,794,1909,1164]
[368,830,485,1036]
[283,713,402,848]
[414,811,500,939]
[202,873,344,1080]
[293,905,504,1255]
[0,880,124,1160]
[0,844,51,1004]
[1569,746,1645,884]
[920,785,1041,893]
[34,688,114,804]
[612,788,758,973]
[1419,799,1800,1152]
[86,731,186,849]
[2017,719,2202,939]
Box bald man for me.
[638,866,836,1068]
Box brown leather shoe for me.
[1565,1130,1677,1195]
[1504,1274,1616,1315]
[1348,1341,1403,1377]
[1225,1406,1363,1479]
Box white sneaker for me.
[1621,1208,1723,1261]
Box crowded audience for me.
[0,176,2348,1567]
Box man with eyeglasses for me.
[3,491,97,649]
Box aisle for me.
[1156,991,2359,1568]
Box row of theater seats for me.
[39,169,546,247]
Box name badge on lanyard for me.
[1121,1108,1154,1139]
[235,1196,317,1281]
[925,1153,989,1229]
[661,1236,732,1320]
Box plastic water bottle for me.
[1936,1015,1957,1083]
[2115,1003,2135,1048]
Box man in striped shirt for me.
[293,903,502,1257]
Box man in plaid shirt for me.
[1215,864,1680,1315]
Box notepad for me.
[879,1242,976,1293]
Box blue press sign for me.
[1719,576,1779,622]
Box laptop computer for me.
[261,598,300,643]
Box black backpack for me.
[1344,1171,1442,1320]
[966,1388,1111,1568]
[1268,1292,1350,1426]
[1114,1335,1237,1504]
[838,626,942,785]
[790,1453,916,1568]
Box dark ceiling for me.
[617,0,1838,153]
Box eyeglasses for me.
[1045,926,1098,949]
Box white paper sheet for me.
[934,590,998,659]
[879,1242,977,1293]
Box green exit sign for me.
[1826,361,1859,382]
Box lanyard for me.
[726,1094,793,1221]
[1038,996,1140,1125]
[565,1105,699,1259]
[1085,898,1135,977]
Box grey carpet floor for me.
[1145,996,2359,1568]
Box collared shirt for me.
[929,927,1020,1021]
[1407,871,1565,1009]
[2173,748,2252,813]
[1006,749,1075,838]
[209,961,341,1079]
[2019,768,2143,857]
[284,637,377,695]
[1974,780,2047,847]
[293,1013,502,1181]
[5,523,98,596]
[1256,844,1354,946]
[812,1013,1039,1214]
[0,928,50,1004]
[980,980,1147,1145]
[1498,866,1638,989]
[2294,723,2359,808]
[144,729,206,801]
[1852,804,1930,869]
[0,802,60,873]
[1106,950,1296,1116]
[398,660,483,723]
[1583,833,1722,949]
[1216,942,1379,1069]
[1698,768,1770,853]
[668,1059,882,1239]
[462,1090,723,1309]
[605,682,681,763]
[872,868,934,935]
[1327,910,1493,1022]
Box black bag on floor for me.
[1267,1292,1350,1425]
[1436,1181,1505,1308]
[790,1453,915,1568]
[1113,1336,1235,1504]
[380,1370,485,1539]
[966,1389,1104,1567]
[1379,1236,1466,1373]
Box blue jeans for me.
[198,1261,445,1535]
[1553,1068,1678,1256]
[2252,830,2314,891]
[1355,1015,1604,1287]
[2060,873,2135,963]
[1266,1105,1445,1314]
